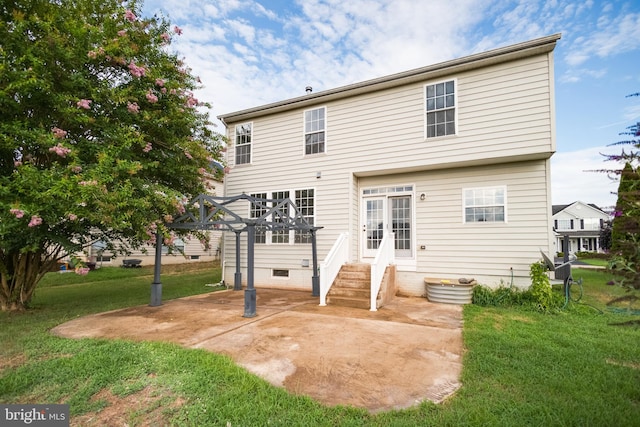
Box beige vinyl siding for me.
[358,160,551,294]
[221,49,555,292]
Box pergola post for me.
[158,194,323,314]
[233,230,242,291]
[243,223,257,317]
[311,229,319,297]
[150,230,163,307]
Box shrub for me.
[472,261,563,312]
[575,251,610,260]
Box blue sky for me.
[142,0,640,208]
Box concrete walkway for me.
[51,289,464,413]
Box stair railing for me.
[370,232,395,311]
[319,232,349,306]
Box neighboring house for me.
[78,178,225,268]
[218,34,560,296]
[552,201,610,255]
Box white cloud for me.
[558,67,607,84]
[551,146,623,208]
[565,12,640,66]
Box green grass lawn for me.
[1,265,639,426]
[578,258,609,267]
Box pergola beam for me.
[151,194,322,317]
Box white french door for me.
[363,197,386,258]
[362,194,413,259]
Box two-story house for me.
[218,34,560,298]
[552,201,610,255]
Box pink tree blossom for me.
[173,25,183,35]
[49,143,72,157]
[185,95,198,108]
[143,142,153,152]
[124,9,137,22]
[175,202,186,215]
[145,90,158,103]
[67,213,78,221]
[117,29,127,37]
[160,33,170,43]
[184,151,193,160]
[155,78,165,87]
[128,61,146,77]
[28,215,42,227]
[71,165,82,173]
[52,127,67,139]
[127,102,140,113]
[10,208,24,218]
[76,99,92,109]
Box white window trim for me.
[302,106,327,156]
[462,185,508,224]
[247,187,317,245]
[360,184,417,269]
[423,78,458,140]
[234,121,253,166]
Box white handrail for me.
[319,232,349,306]
[370,232,395,311]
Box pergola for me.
[149,194,322,317]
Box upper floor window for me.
[425,80,455,138]
[304,107,325,155]
[582,218,602,230]
[235,123,252,165]
[555,219,573,230]
[463,186,506,223]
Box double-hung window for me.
[304,107,325,154]
[294,189,315,243]
[249,192,268,243]
[425,80,455,138]
[248,189,315,244]
[463,186,506,223]
[271,191,290,244]
[235,123,252,165]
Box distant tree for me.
[0,0,223,311]
[599,219,612,252]
[602,94,640,293]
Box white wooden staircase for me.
[326,263,396,310]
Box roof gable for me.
[552,201,609,219]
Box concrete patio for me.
[52,288,464,413]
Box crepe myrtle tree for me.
[0,0,224,311]
[602,93,640,293]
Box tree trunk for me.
[0,248,57,312]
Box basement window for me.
[272,269,289,278]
